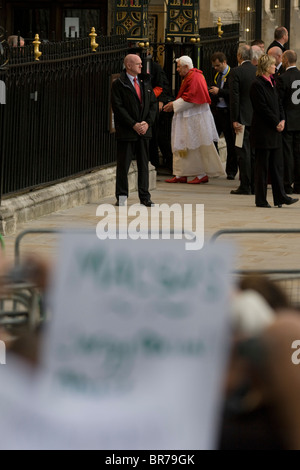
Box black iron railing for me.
[0,34,129,201]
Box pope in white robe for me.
[163,55,225,184]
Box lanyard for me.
[214,66,230,86]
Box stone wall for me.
[0,163,157,236]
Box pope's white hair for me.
[176,55,193,69]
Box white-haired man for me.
[163,55,224,184]
[229,44,257,195]
[251,45,264,66]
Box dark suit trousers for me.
[214,107,238,177]
[282,130,300,192]
[158,111,173,171]
[149,106,160,168]
[116,139,151,202]
[255,147,286,206]
[235,126,254,192]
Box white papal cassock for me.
[172,98,225,178]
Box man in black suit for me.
[229,44,257,195]
[111,54,158,206]
[157,68,174,173]
[267,26,288,53]
[145,55,164,169]
[268,46,284,79]
[209,52,237,180]
[276,50,300,194]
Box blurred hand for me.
[209,86,219,95]
[233,121,243,134]
[133,122,149,135]
[163,101,174,112]
[276,120,285,132]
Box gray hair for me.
[251,46,264,63]
[176,55,193,69]
[238,44,252,62]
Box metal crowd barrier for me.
[210,228,300,308]
[0,229,62,331]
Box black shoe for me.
[256,203,271,208]
[230,187,251,195]
[283,197,299,206]
[140,199,155,207]
[285,186,293,194]
[227,174,235,180]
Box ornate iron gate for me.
[150,22,240,97]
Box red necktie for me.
[133,77,142,103]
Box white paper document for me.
[235,124,245,148]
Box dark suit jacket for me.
[274,63,284,81]
[275,64,284,78]
[250,75,285,149]
[276,66,300,131]
[267,40,287,53]
[210,67,233,109]
[111,71,157,141]
[229,61,257,126]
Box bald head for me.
[274,26,288,44]
[268,46,283,66]
[7,35,25,47]
[124,54,139,68]
[282,49,297,70]
[124,54,143,77]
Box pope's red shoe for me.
[165,176,187,183]
[187,175,209,184]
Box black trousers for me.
[149,107,160,168]
[282,130,300,192]
[255,146,287,206]
[157,111,173,171]
[115,139,151,202]
[213,107,238,177]
[235,126,255,192]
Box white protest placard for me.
[0,234,234,450]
